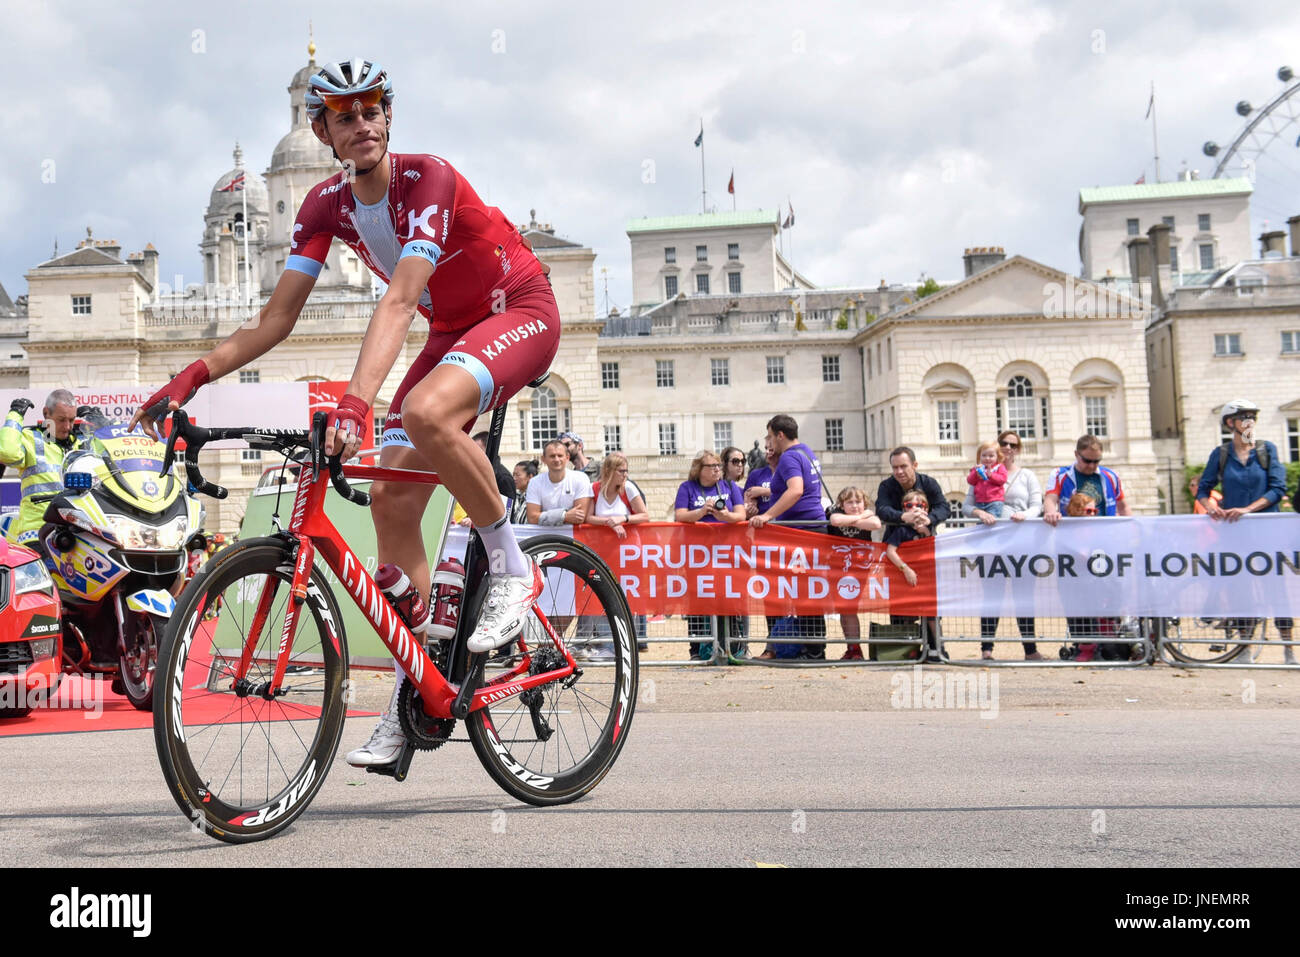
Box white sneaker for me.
[346,710,407,767]
[467,561,544,654]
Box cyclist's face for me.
[318,105,388,168]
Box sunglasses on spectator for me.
[1078,454,1101,465]
[999,440,1020,449]
[1081,505,1098,514]
[1235,413,1257,421]
[904,502,928,510]
[727,458,745,465]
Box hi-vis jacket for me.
[0,411,81,542]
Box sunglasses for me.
[999,440,1020,449]
[319,86,387,114]
[727,458,745,465]
[904,501,928,510]
[1078,455,1101,465]
[1234,413,1257,422]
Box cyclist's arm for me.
[199,269,317,379]
[342,254,434,406]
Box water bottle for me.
[428,557,466,641]
[376,563,431,636]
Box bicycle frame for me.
[232,456,579,719]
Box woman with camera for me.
[675,450,747,659]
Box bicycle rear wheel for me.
[466,535,637,806]
[1163,617,1253,664]
[153,539,349,843]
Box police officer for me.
[0,389,83,545]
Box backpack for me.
[1215,441,1270,487]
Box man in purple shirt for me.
[749,414,827,533]
[748,414,829,658]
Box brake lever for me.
[310,410,370,507]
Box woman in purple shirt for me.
[675,450,746,659]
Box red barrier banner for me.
[575,522,936,616]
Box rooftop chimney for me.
[1146,223,1172,307]
[1289,215,1300,257]
[962,246,1006,277]
[1260,230,1287,258]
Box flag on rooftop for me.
[694,123,703,148]
[218,172,246,193]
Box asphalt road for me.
[2,664,1297,866]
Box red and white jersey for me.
[286,152,544,333]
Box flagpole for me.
[1150,81,1161,184]
[237,143,251,309]
[698,118,707,213]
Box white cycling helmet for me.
[1220,398,1260,425]
[305,58,394,121]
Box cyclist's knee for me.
[370,480,429,529]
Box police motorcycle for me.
[34,411,204,710]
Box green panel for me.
[1078,177,1253,206]
[219,480,454,662]
[625,209,779,233]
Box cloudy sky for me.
[3,0,1299,309]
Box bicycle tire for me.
[1164,617,1253,665]
[153,539,349,843]
[466,535,637,806]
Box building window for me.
[373,414,385,445]
[1199,244,1214,270]
[71,295,91,315]
[727,243,739,260]
[696,245,708,262]
[727,272,742,294]
[887,337,892,370]
[1288,419,1299,462]
[822,355,841,383]
[239,369,260,384]
[825,418,844,451]
[869,413,876,449]
[1126,219,1139,237]
[711,358,730,386]
[696,273,710,294]
[529,385,559,450]
[936,400,960,442]
[995,375,1048,439]
[1282,331,1300,354]
[664,246,676,264]
[1214,333,1242,356]
[601,361,620,389]
[241,448,262,463]
[1085,396,1109,437]
[656,359,675,388]
[766,356,785,384]
[1162,215,1174,228]
[604,424,622,453]
[658,423,678,456]
[664,275,678,298]
[1198,213,1211,232]
[714,421,733,450]
[1169,245,1179,272]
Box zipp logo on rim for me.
[487,729,553,789]
[230,760,317,827]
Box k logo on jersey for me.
[407,204,440,241]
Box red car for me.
[0,537,63,718]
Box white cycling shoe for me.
[467,560,544,654]
[346,681,407,767]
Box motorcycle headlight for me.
[13,559,55,596]
[104,514,188,550]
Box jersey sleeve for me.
[572,471,594,500]
[1047,468,1068,498]
[285,191,336,279]
[1109,469,1125,501]
[397,156,459,269]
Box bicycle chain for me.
[396,680,457,750]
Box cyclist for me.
[1195,399,1293,664]
[132,58,560,767]
[1,390,83,545]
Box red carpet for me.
[0,620,374,738]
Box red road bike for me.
[152,406,637,843]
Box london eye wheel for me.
[1202,66,1300,238]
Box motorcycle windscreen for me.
[92,425,179,512]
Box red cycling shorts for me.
[382,272,560,448]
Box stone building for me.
[854,251,1158,514]
[1146,220,1300,506]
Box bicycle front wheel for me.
[153,539,349,843]
[1163,617,1253,665]
[466,535,638,806]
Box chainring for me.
[397,680,456,750]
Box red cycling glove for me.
[142,359,210,421]
[329,394,370,447]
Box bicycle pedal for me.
[365,741,417,781]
